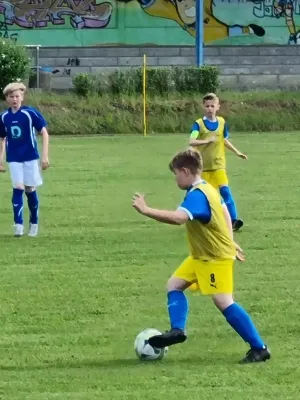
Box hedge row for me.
[0,90,298,135]
[72,66,220,97]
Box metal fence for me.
[25,45,41,88]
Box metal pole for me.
[36,45,40,89]
[196,0,204,66]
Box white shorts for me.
[8,160,43,187]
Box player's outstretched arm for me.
[132,193,188,225]
[224,138,247,159]
[40,127,50,170]
[0,138,6,172]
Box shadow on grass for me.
[0,354,236,371]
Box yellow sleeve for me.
[190,130,199,139]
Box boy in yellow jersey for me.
[132,148,270,364]
[189,93,247,232]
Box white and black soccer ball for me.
[134,328,168,361]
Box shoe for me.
[14,224,24,237]
[148,328,187,348]
[233,219,244,232]
[28,223,38,237]
[239,346,271,364]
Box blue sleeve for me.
[179,189,211,223]
[28,109,47,132]
[0,117,6,138]
[30,107,47,126]
[224,123,229,139]
[190,122,200,133]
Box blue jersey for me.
[0,106,47,163]
[191,118,229,138]
[178,181,224,223]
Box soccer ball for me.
[134,328,168,361]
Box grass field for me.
[0,133,300,399]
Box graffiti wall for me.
[0,0,299,46]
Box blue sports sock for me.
[25,191,39,224]
[167,290,188,330]
[12,188,24,225]
[223,303,265,349]
[220,186,238,222]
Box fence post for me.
[25,45,41,88]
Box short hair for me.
[169,147,203,175]
[203,92,219,103]
[3,82,26,96]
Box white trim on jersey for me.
[20,109,35,148]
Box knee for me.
[167,277,190,292]
[25,186,35,193]
[219,186,232,202]
[212,293,234,312]
[13,185,24,191]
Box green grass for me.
[0,133,300,399]
[1,90,300,135]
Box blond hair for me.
[169,147,203,175]
[202,92,219,103]
[3,82,26,96]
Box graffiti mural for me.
[0,0,112,29]
[0,0,299,45]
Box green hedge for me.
[1,90,299,134]
[72,66,219,97]
[0,39,31,95]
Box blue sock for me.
[167,290,188,330]
[25,191,39,224]
[12,188,24,225]
[223,303,265,349]
[220,186,238,222]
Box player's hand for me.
[41,158,50,170]
[235,242,245,262]
[237,152,247,160]
[0,163,5,173]
[208,135,217,144]
[132,193,147,214]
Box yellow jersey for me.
[185,181,236,260]
[195,117,226,171]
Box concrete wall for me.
[28,45,300,90]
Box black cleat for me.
[148,328,187,349]
[233,219,244,232]
[239,347,271,364]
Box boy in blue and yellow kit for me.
[189,93,247,232]
[132,148,270,364]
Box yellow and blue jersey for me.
[178,179,236,260]
[190,116,228,171]
[191,118,229,140]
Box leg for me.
[148,257,197,349]
[25,186,39,237]
[196,259,270,363]
[8,162,25,237]
[213,170,243,232]
[24,160,43,237]
[219,185,243,231]
[213,293,270,364]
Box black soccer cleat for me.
[233,219,244,232]
[148,328,187,349]
[239,346,271,364]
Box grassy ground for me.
[0,133,300,399]
[1,90,300,134]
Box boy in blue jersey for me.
[189,93,247,232]
[132,148,270,364]
[0,82,50,237]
